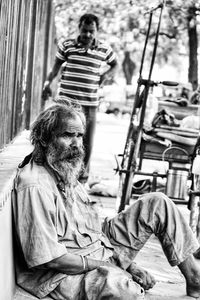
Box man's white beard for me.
[46,141,84,187]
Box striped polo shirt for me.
[56,38,117,107]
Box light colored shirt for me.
[12,158,113,298]
[56,38,117,107]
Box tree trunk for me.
[122,51,136,85]
[187,6,198,91]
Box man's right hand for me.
[42,81,52,101]
[126,262,156,290]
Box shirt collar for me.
[44,162,90,203]
[44,162,81,196]
[44,162,65,190]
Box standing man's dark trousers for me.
[79,106,97,183]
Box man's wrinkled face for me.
[79,21,98,47]
[55,115,85,161]
[46,115,85,185]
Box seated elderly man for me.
[12,102,200,299]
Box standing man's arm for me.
[99,60,118,86]
[42,57,63,100]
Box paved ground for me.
[89,112,198,300]
[0,112,199,299]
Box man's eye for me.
[60,132,83,138]
[60,132,71,138]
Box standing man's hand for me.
[99,61,118,87]
[42,58,63,101]
[42,81,52,101]
[99,72,116,87]
[99,73,108,87]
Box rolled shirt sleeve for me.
[105,44,117,65]
[56,40,68,61]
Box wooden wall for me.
[0,0,56,149]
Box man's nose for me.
[85,31,91,38]
[71,136,79,146]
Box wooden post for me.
[189,194,199,234]
[189,174,200,235]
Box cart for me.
[115,1,200,239]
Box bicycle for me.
[115,1,179,212]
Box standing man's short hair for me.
[79,14,99,30]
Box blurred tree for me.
[161,0,200,90]
[53,0,200,89]
[187,5,198,90]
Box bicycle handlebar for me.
[138,78,179,87]
[144,3,163,15]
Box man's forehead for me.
[59,116,84,133]
[80,21,97,30]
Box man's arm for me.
[46,57,63,83]
[99,60,118,86]
[42,57,63,100]
[44,252,115,275]
[45,252,156,290]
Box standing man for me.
[42,13,118,184]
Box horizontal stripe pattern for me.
[56,38,117,106]
[58,94,99,107]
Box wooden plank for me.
[4,0,14,144]
[158,100,200,120]
[0,0,56,150]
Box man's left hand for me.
[99,73,108,86]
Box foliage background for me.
[53,0,200,88]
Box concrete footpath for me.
[0,112,198,299]
[89,113,198,300]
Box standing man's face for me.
[79,21,98,47]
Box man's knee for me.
[138,191,172,208]
[83,266,144,299]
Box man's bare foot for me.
[178,254,200,298]
[126,262,156,290]
[187,280,200,299]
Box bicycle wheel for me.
[117,126,143,212]
[116,137,134,212]
[118,144,135,212]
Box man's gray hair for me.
[30,102,85,164]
